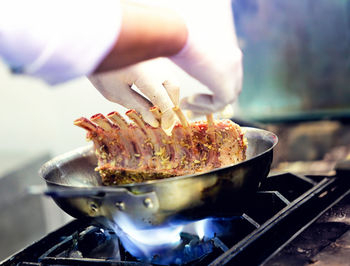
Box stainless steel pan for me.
[39,127,278,229]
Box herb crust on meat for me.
[75,109,247,185]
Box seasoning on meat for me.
[74,109,247,185]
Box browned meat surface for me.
[74,110,247,185]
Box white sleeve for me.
[0,0,122,85]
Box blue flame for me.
[111,216,239,264]
[111,213,183,259]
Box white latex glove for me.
[88,59,178,134]
[170,0,243,114]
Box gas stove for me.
[2,162,350,266]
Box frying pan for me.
[38,127,278,230]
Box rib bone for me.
[74,117,98,132]
[150,106,162,121]
[173,106,189,128]
[90,113,114,131]
[107,111,129,130]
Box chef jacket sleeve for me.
[0,0,122,85]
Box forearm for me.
[94,1,188,73]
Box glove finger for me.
[128,95,161,128]
[114,88,160,128]
[89,74,159,127]
[180,100,216,114]
[184,104,234,120]
[162,80,180,106]
[129,59,179,112]
[218,104,234,119]
[180,94,228,114]
[133,79,179,134]
[133,78,175,112]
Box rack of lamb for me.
[74,103,247,185]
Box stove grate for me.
[2,172,349,266]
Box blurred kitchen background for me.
[1,0,350,261]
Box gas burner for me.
[2,169,350,266]
[134,232,214,265]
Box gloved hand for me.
[90,0,242,124]
[88,59,179,135]
[169,0,243,114]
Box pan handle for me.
[27,185,130,198]
[28,185,161,227]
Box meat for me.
[74,109,247,185]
